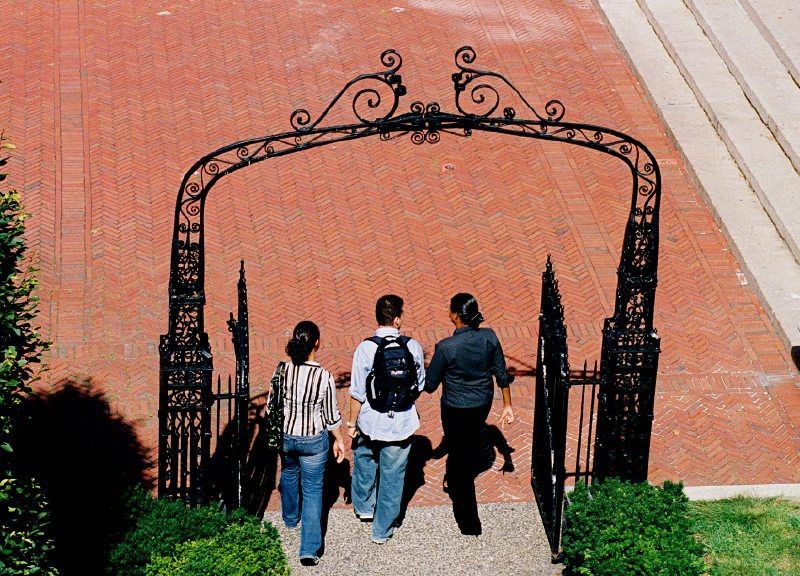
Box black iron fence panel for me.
[531,255,571,561]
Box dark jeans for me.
[441,402,492,535]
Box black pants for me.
[441,402,491,535]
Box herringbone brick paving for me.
[1,0,797,509]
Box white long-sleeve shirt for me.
[350,327,425,441]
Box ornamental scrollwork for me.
[452,46,565,122]
[291,49,406,131]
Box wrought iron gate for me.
[159,261,250,506]
[158,46,662,508]
[531,256,601,560]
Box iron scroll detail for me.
[159,46,662,504]
[452,46,565,122]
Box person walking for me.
[425,293,514,536]
[275,321,346,566]
[348,295,425,544]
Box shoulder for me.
[479,327,499,340]
[433,334,458,353]
[405,337,424,354]
[355,338,379,353]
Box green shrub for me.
[144,521,290,576]
[562,478,705,576]
[0,475,57,576]
[0,137,57,575]
[107,489,256,576]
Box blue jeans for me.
[280,432,329,558]
[351,434,411,541]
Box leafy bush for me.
[144,521,290,576]
[0,475,57,576]
[108,489,262,576]
[562,479,705,576]
[0,137,57,575]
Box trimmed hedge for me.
[562,479,705,576]
[108,489,288,576]
[145,521,290,576]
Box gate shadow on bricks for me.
[16,379,153,576]
[207,392,278,517]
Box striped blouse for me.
[282,360,342,436]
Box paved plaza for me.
[2,0,798,530]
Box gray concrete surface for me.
[739,0,800,87]
[264,502,562,576]
[638,0,800,267]
[684,483,800,501]
[685,0,800,175]
[594,0,800,357]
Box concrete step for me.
[594,0,800,360]
[636,0,800,267]
[685,0,800,175]
[738,0,800,88]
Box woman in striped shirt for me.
[278,320,345,566]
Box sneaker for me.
[371,530,394,544]
[299,556,319,566]
[354,511,374,522]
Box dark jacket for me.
[425,326,511,408]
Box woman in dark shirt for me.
[425,293,514,535]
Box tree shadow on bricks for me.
[15,379,153,576]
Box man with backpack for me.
[347,294,425,544]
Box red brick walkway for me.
[2,0,797,507]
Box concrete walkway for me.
[264,502,561,576]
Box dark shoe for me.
[300,556,319,566]
[459,525,482,536]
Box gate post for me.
[593,212,661,482]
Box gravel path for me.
[264,501,563,576]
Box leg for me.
[443,404,489,535]
[351,434,378,519]
[297,433,329,559]
[279,438,301,528]
[372,438,412,541]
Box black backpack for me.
[365,335,419,416]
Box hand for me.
[333,438,346,463]
[499,405,514,429]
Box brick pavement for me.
[1,0,797,510]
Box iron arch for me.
[158,46,661,503]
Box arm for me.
[409,339,426,392]
[499,385,514,428]
[491,331,511,387]
[330,426,346,463]
[347,396,363,439]
[491,332,514,427]
[348,343,368,438]
[424,343,445,394]
[321,372,346,461]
